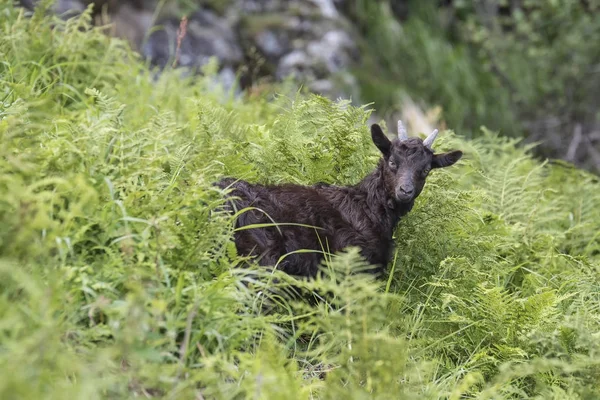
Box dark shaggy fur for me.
[217,124,463,278]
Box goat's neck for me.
[357,161,413,235]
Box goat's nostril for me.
[400,186,414,195]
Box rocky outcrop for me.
[145,0,361,99]
[22,0,363,101]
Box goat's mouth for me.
[394,193,414,204]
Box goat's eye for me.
[421,168,431,177]
[388,160,397,169]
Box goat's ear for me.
[432,150,463,169]
[371,124,392,158]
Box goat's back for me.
[216,178,391,277]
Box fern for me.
[0,4,599,399]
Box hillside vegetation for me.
[352,0,600,173]
[1,5,600,399]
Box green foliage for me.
[351,0,516,136]
[1,4,600,399]
[452,0,600,124]
[352,0,600,171]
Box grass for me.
[1,4,600,399]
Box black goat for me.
[217,122,463,278]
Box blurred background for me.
[19,0,600,173]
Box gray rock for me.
[144,9,243,70]
[277,50,312,81]
[237,0,360,99]
[255,30,289,59]
[310,0,339,19]
[28,0,363,102]
[54,0,86,15]
[306,30,355,74]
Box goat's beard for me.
[394,195,415,204]
[387,196,413,209]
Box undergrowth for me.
[1,4,599,399]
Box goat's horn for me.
[423,129,439,149]
[397,120,408,141]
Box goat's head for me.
[370,121,463,204]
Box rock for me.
[23,0,363,102]
[306,30,356,74]
[54,0,86,15]
[255,29,289,59]
[143,8,243,70]
[103,3,153,50]
[312,0,339,18]
[277,50,311,81]
[236,0,360,99]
